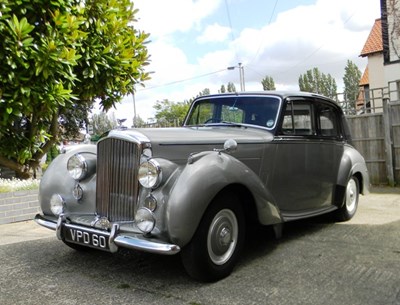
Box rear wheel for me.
[336,176,359,221]
[181,193,245,282]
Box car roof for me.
[195,91,338,106]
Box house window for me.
[397,81,400,101]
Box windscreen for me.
[184,95,281,130]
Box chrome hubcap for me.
[346,178,357,212]
[207,209,238,265]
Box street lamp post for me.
[227,62,245,91]
[132,91,137,127]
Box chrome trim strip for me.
[105,130,151,145]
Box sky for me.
[104,0,381,124]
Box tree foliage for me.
[227,82,236,92]
[89,112,118,137]
[133,115,146,128]
[343,60,362,110]
[0,0,150,178]
[261,76,276,90]
[219,82,236,93]
[153,99,190,126]
[198,88,210,97]
[298,67,337,99]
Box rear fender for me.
[335,145,370,206]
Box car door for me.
[269,98,343,216]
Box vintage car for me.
[35,91,369,282]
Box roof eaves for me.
[360,19,383,57]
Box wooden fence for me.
[345,85,400,186]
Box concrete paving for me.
[0,219,55,246]
[0,186,399,305]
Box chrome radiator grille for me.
[96,138,141,222]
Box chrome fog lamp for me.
[67,154,87,180]
[72,184,83,200]
[144,194,157,211]
[135,208,155,233]
[138,159,161,189]
[50,194,65,216]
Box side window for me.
[281,101,313,135]
[186,103,214,125]
[316,104,340,137]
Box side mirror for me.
[214,139,237,154]
[223,139,237,153]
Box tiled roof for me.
[360,19,383,57]
[359,66,369,86]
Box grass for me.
[0,178,40,193]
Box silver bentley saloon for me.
[35,91,369,282]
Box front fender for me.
[39,144,97,216]
[165,151,282,247]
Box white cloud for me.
[110,0,381,124]
[229,0,380,87]
[134,0,222,37]
[145,40,195,86]
[197,23,232,43]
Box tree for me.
[298,67,337,99]
[343,60,362,110]
[219,82,236,93]
[133,115,146,128]
[198,88,210,97]
[90,112,118,137]
[227,82,236,92]
[153,99,190,126]
[261,76,276,90]
[0,0,150,178]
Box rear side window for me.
[281,101,313,135]
[316,104,341,138]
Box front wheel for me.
[181,193,245,282]
[336,176,359,221]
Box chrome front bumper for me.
[34,214,180,255]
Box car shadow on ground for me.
[237,215,335,268]
[84,215,336,283]
[49,215,337,285]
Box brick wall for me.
[0,189,39,225]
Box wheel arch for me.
[165,152,281,248]
[334,145,369,208]
[221,184,259,226]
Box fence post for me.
[383,99,395,186]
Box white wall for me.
[368,53,385,89]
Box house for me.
[358,0,400,112]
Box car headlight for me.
[67,154,87,180]
[138,159,161,189]
[135,208,155,233]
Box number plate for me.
[63,224,110,251]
